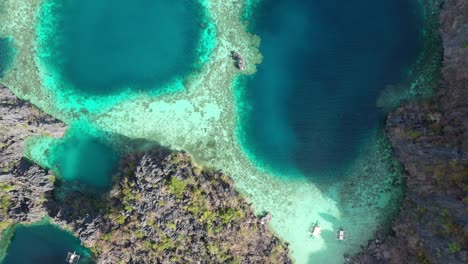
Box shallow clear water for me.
[40,0,206,94]
[2,222,93,264]
[242,0,422,177]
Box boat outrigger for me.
[66,251,81,264]
[309,221,321,238]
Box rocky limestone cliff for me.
[0,86,65,227]
[47,150,290,263]
[352,0,467,263]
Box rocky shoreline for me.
[0,86,290,263]
[48,150,291,263]
[351,0,467,263]
[0,86,66,226]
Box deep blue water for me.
[40,0,206,94]
[2,223,93,264]
[243,0,422,177]
[0,38,14,78]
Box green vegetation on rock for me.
[0,193,11,218]
[45,150,290,263]
[448,242,462,254]
[167,177,188,200]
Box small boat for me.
[309,221,321,238]
[231,51,246,70]
[337,228,346,241]
[260,212,272,225]
[66,251,81,264]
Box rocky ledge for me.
[0,86,290,263]
[47,150,291,263]
[352,0,467,263]
[0,86,66,227]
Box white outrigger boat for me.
[337,228,346,241]
[309,221,321,238]
[66,251,81,264]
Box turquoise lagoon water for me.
[22,122,121,190]
[1,222,93,264]
[39,0,208,95]
[48,130,119,189]
[0,38,14,78]
[241,0,422,177]
[0,0,430,263]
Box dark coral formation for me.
[352,0,468,263]
[231,51,246,70]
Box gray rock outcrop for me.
[352,0,467,263]
[47,151,291,263]
[0,86,66,224]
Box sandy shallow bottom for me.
[0,0,407,263]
